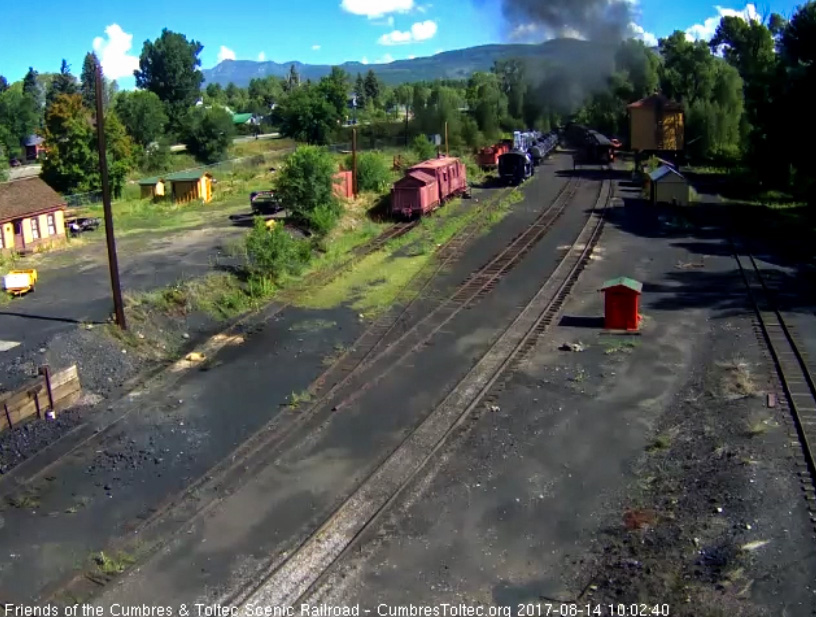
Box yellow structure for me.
[166,171,214,204]
[0,177,67,254]
[627,94,685,153]
[138,176,166,200]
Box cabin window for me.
[31,218,40,240]
[47,214,57,235]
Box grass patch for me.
[602,337,640,355]
[646,433,673,453]
[717,356,758,399]
[322,344,348,367]
[746,416,774,438]
[288,389,313,409]
[290,319,337,333]
[92,551,135,576]
[5,491,41,510]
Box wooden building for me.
[333,171,353,200]
[647,165,690,206]
[627,94,685,154]
[165,171,214,204]
[0,177,67,254]
[138,176,167,201]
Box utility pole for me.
[95,61,127,330]
[351,128,358,198]
[444,121,449,157]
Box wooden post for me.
[40,364,55,414]
[445,122,449,157]
[4,402,12,429]
[32,390,42,419]
[352,128,358,198]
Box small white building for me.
[648,165,690,206]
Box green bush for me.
[179,106,236,164]
[307,202,342,236]
[412,134,436,161]
[245,218,311,281]
[277,145,341,234]
[345,151,392,193]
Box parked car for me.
[67,217,101,236]
[9,158,21,167]
[250,190,284,215]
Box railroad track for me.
[36,178,525,604]
[734,248,816,529]
[229,178,612,609]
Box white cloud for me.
[509,22,542,41]
[376,53,395,63]
[92,24,140,80]
[312,44,321,50]
[341,0,413,19]
[378,20,438,45]
[258,51,266,61]
[435,48,443,54]
[409,55,416,59]
[628,22,658,46]
[685,3,760,41]
[361,56,370,64]
[218,45,237,62]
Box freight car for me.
[476,141,511,170]
[498,151,534,185]
[573,130,616,168]
[391,156,468,219]
[529,132,558,166]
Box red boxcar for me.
[476,142,511,168]
[391,156,468,218]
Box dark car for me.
[9,158,21,167]
[250,190,284,215]
[67,217,101,236]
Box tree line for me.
[2,2,815,201]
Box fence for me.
[1,365,82,433]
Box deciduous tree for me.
[114,90,168,147]
[40,93,98,193]
[179,105,235,164]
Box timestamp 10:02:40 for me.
[516,604,670,617]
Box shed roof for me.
[627,94,684,112]
[232,113,254,124]
[0,177,66,223]
[137,176,164,186]
[600,277,643,293]
[22,135,45,147]
[165,170,212,182]
[648,165,686,182]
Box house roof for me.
[600,277,643,293]
[0,177,66,224]
[648,165,686,182]
[137,176,164,185]
[232,113,254,124]
[165,170,212,182]
[22,135,45,147]
[627,94,684,112]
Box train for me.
[561,123,619,168]
[391,156,469,219]
[497,129,559,186]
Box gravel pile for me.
[0,406,83,474]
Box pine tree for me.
[80,52,100,109]
[363,70,380,106]
[355,73,366,109]
[22,67,40,107]
[46,60,79,109]
[0,76,8,94]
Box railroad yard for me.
[2,152,816,617]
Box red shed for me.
[333,171,353,200]
[600,277,643,331]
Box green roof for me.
[232,113,254,124]
[165,170,211,182]
[137,176,164,185]
[600,277,643,293]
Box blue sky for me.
[0,0,802,90]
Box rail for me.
[231,178,612,608]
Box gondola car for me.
[498,151,534,185]
[391,156,468,219]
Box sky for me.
[0,0,803,90]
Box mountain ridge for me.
[202,39,611,87]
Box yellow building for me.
[166,171,213,204]
[627,94,685,153]
[0,177,67,254]
[138,176,167,201]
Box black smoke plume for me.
[501,0,633,42]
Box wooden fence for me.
[0,365,82,434]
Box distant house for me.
[165,170,213,204]
[137,176,167,201]
[232,112,256,126]
[627,94,685,153]
[0,177,67,253]
[22,135,46,162]
[647,165,690,206]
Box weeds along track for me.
[228,178,612,609]
[735,248,816,534]
[37,181,520,604]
